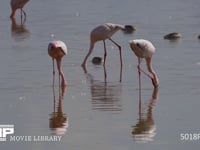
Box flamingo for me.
[48,40,67,87]
[10,0,29,19]
[129,39,159,88]
[81,23,126,70]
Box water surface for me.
[0,0,200,149]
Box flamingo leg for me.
[103,65,107,82]
[52,83,56,113]
[56,58,66,87]
[22,9,27,23]
[52,59,55,87]
[109,38,123,82]
[59,72,61,87]
[137,58,153,80]
[81,41,95,69]
[52,59,55,75]
[20,8,23,22]
[139,67,153,79]
[22,9,26,18]
[138,58,141,90]
[103,40,107,66]
[109,38,122,67]
[137,59,142,118]
[138,87,142,118]
[18,9,26,24]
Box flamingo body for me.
[48,40,67,59]
[129,39,159,87]
[48,40,67,87]
[90,23,125,42]
[81,23,125,69]
[10,0,29,18]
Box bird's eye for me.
[136,43,140,47]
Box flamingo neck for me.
[146,58,159,87]
[56,58,66,87]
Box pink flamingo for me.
[48,40,67,87]
[10,0,29,19]
[129,39,159,88]
[81,23,125,70]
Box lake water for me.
[1,0,200,149]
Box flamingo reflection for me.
[11,17,30,41]
[85,67,122,112]
[49,85,68,135]
[82,61,122,83]
[10,0,30,22]
[132,87,159,143]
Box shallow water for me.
[1,0,200,149]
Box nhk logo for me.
[0,125,14,141]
